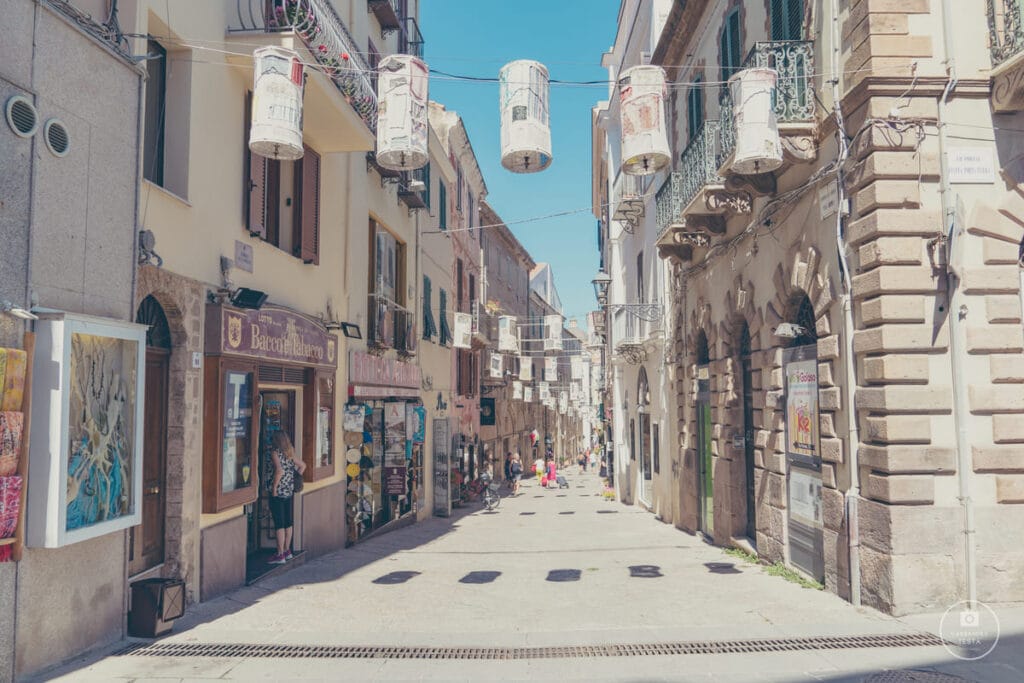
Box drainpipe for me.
[937,0,976,609]
[830,0,861,607]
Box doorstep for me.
[245,549,307,586]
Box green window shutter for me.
[720,9,742,81]
[687,77,703,143]
[439,288,451,345]
[423,276,436,340]
[439,183,447,230]
[772,0,803,41]
[423,163,431,210]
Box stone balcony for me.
[656,41,818,264]
[611,172,646,232]
[989,0,1024,111]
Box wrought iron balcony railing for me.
[401,16,425,58]
[612,171,646,226]
[655,172,682,239]
[231,0,377,132]
[718,41,815,165]
[368,293,416,355]
[990,0,1024,66]
[679,120,723,212]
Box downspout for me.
[830,0,861,606]
[937,0,976,608]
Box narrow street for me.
[43,473,1020,682]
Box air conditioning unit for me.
[729,68,783,175]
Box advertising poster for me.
[783,349,820,467]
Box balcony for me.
[468,300,489,349]
[229,0,377,150]
[400,16,425,58]
[397,166,429,209]
[367,293,417,356]
[990,0,1024,110]
[611,172,645,231]
[611,309,646,365]
[368,0,402,31]
[718,41,817,170]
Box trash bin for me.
[128,578,185,638]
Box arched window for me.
[786,292,817,348]
[696,330,710,365]
[136,295,172,350]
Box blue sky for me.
[419,0,620,326]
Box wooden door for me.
[129,347,169,575]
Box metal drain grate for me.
[120,633,945,661]
[862,671,971,683]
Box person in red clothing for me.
[546,458,557,489]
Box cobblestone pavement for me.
[42,472,1024,682]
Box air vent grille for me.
[45,119,70,156]
[5,96,38,138]
[258,365,308,385]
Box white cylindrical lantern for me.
[499,60,552,173]
[618,65,671,176]
[729,67,783,175]
[249,46,305,161]
[376,54,430,170]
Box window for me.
[439,288,452,345]
[719,8,743,82]
[439,182,447,230]
[687,76,704,143]
[771,0,804,41]
[653,423,660,474]
[422,276,437,340]
[369,220,405,304]
[468,192,475,238]
[636,251,645,303]
[456,165,464,212]
[422,162,431,209]
[456,259,464,308]
[143,40,166,187]
[246,92,321,264]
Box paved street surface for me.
[42,472,1024,682]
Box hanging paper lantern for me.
[249,46,305,161]
[499,60,552,173]
[618,65,671,175]
[375,54,430,171]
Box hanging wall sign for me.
[544,357,557,382]
[498,316,518,352]
[519,357,532,381]
[453,313,473,349]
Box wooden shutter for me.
[245,91,268,238]
[439,288,449,345]
[439,182,447,229]
[687,78,703,142]
[423,276,436,340]
[719,9,742,81]
[423,162,431,209]
[771,0,803,41]
[298,145,320,264]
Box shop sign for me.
[384,466,407,495]
[207,304,338,367]
[349,351,421,389]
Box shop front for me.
[201,304,339,593]
[344,351,425,544]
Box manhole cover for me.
[863,671,972,683]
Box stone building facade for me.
[594,0,1024,615]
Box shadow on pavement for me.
[459,571,502,584]
[628,565,663,578]
[546,569,582,582]
[704,562,742,575]
[372,570,422,585]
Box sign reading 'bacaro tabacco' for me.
[207,304,339,367]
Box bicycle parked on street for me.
[469,472,501,511]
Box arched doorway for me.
[781,291,824,582]
[636,367,652,506]
[695,331,713,536]
[739,322,756,543]
[129,295,171,576]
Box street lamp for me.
[591,270,611,303]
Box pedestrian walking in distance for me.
[268,431,305,565]
[510,453,523,496]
